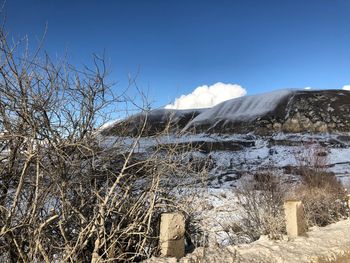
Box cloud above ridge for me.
[165,82,247,110]
[342,85,350,91]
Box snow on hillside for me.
[101,89,350,136]
[97,130,350,245]
[183,89,295,131]
[97,132,350,184]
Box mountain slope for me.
[184,89,350,134]
[100,108,204,136]
[101,89,350,136]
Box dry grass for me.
[291,143,348,227]
[292,184,347,227]
[228,171,286,244]
[228,143,348,245]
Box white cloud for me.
[165,82,247,110]
[304,87,312,90]
[342,85,350,91]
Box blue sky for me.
[6,0,350,108]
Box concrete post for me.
[284,200,307,238]
[159,212,185,259]
[347,195,350,218]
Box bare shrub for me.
[291,143,348,227]
[226,142,347,246]
[228,171,285,244]
[0,24,205,262]
[292,184,347,227]
[294,143,335,187]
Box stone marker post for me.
[159,212,185,259]
[284,200,307,238]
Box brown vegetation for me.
[0,26,205,262]
[233,172,285,243]
[291,143,348,227]
[232,143,348,244]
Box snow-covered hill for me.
[101,89,350,136]
[98,89,350,245]
[99,88,350,188]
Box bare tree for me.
[0,24,204,262]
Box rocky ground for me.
[98,131,350,246]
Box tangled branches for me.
[0,26,203,262]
